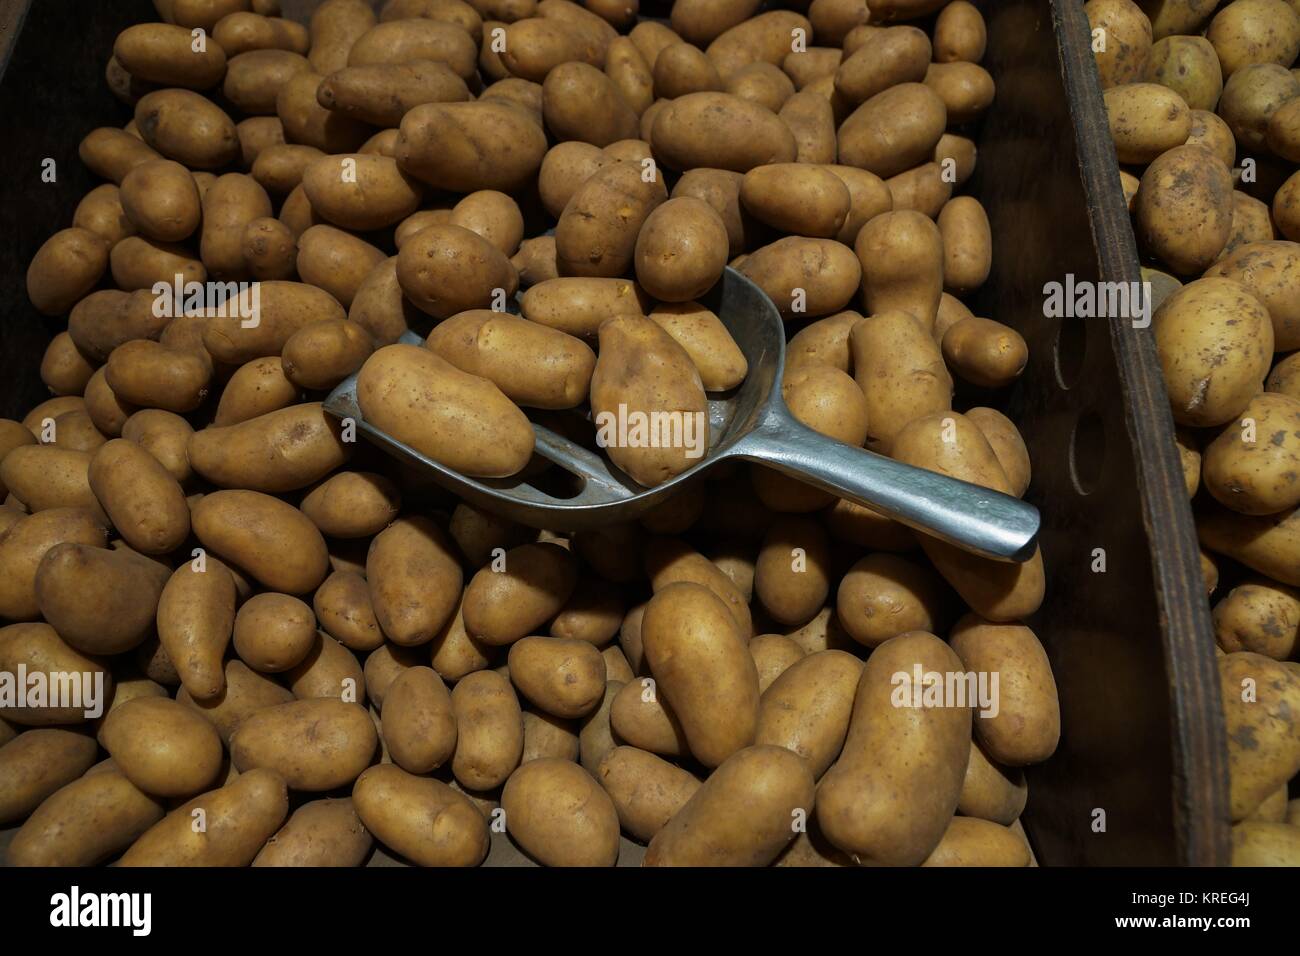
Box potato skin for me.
[755,649,862,779]
[366,516,463,647]
[645,744,814,866]
[0,621,113,725]
[87,438,189,554]
[634,198,729,303]
[35,542,169,656]
[595,745,700,842]
[383,666,457,773]
[508,637,607,719]
[396,100,548,193]
[1202,392,1300,515]
[135,88,240,169]
[1134,145,1233,275]
[1103,82,1191,164]
[0,728,100,826]
[462,542,578,645]
[25,228,110,317]
[556,160,667,278]
[741,163,850,239]
[738,237,861,320]
[450,670,524,791]
[1213,577,1300,660]
[816,631,971,864]
[922,816,1032,866]
[6,767,165,866]
[253,797,372,867]
[232,698,377,791]
[502,758,620,866]
[651,92,797,173]
[119,768,289,866]
[1152,277,1274,428]
[352,764,488,866]
[838,83,946,178]
[191,489,330,594]
[642,582,759,768]
[101,697,224,797]
[1220,651,1300,820]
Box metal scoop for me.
[324,267,1040,561]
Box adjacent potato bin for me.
[0,0,1229,865]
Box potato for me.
[774,90,834,166]
[1232,821,1300,865]
[78,126,161,183]
[538,141,607,218]
[366,516,463,646]
[317,60,469,127]
[396,100,548,192]
[1220,191,1275,261]
[835,26,929,105]
[653,42,722,99]
[116,159,202,246]
[538,60,637,147]
[634,197,729,302]
[297,224,386,308]
[556,161,666,279]
[588,315,708,486]
[309,0,376,75]
[252,143,325,196]
[286,631,364,701]
[520,279,646,343]
[345,17,477,77]
[34,542,168,655]
[1152,277,1274,427]
[101,339,209,414]
[523,711,578,763]
[644,744,813,866]
[353,764,487,865]
[232,699,376,790]
[447,191,525,257]
[751,516,830,627]
[25,228,109,317]
[1103,82,1191,164]
[837,83,946,180]
[298,473,399,542]
[495,758,619,866]
[591,746,696,844]
[1217,63,1300,153]
[1219,651,1300,820]
[362,642,422,707]
[704,10,809,81]
[157,559,237,701]
[922,816,1031,866]
[0,510,108,623]
[652,92,796,173]
[1207,0,1300,77]
[6,767,164,866]
[1268,96,1300,161]
[0,447,99,519]
[73,183,135,245]
[215,11,311,56]
[641,582,758,768]
[38,331,96,398]
[382,666,456,773]
[114,22,228,89]
[102,697,223,797]
[1184,110,1236,172]
[726,61,794,114]
[192,489,330,594]
[577,678,623,773]
[189,403,349,493]
[1144,34,1220,111]
[1202,392,1300,515]
[1214,577,1300,659]
[749,633,806,693]
[816,631,969,863]
[1134,145,1233,275]
[647,302,747,393]
[0,729,99,826]
[739,237,861,320]
[298,155,424,237]
[253,797,372,867]
[119,409,192,484]
[425,310,594,409]
[85,438,188,555]
[933,0,986,62]
[753,649,861,780]
[855,210,943,331]
[395,223,517,319]
[135,88,239,169]
[233,592,316,673]
[223,49,312,115]
[942,317,1029,389]
[1206,241,1300,351]
[850,311,952,451]
[967,407,1032,497]
[1199,501,1300,586]
[959,739,1028,825]
[203,281,346,364]
[736,164,848,241]
[508,637,606,718]
[950,615,1060,766]
[430,594,493,682]
[119,768,289,866]
[461,541,577,645]
[279,318,373,391]
[836,553,947,648]
[450,670,523,790]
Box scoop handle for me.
[735,408,1041,562]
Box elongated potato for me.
[366,515,463,646]
[462,542,578,645]
[450,670,523,791]
[838,83,946,178]
[0,729,100,826]
[302,153,423,231]
[102,696,223,797]
[383,666,457,774]
[755,649,862,779]
[26,229,110,317]
[203,281,346,364]
[157,558,237,701]
[396,100,548,192]
[352,764,488,866]
[192,489,330,594]
[652,92,796,173]
[502,758,620,866]
[609,677,689,756]
[739,237,861,320]
[87,438,189,554]
[135,88,240,169]
[851,311,952,450]
[317,60,470,126]
[35,542,169,655]
[232,698,377,790]
[253,797,372,867]
[520,277,648,338]
[556,160,667,278]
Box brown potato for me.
[189,403,349,493]
[1134,145,1233,275]
[1214,577,1300,659]
[922,816,1031,866]
[366,515,463,646]
[0,728,100,826]
[652,92,796,173]
[297,224,386,308]
[596,745,701,844]
[396,100,548,192]
[102,697,223,797]
[317,60,470,126]
[942,317,1029,389]
[634,197,728,302]
[1219,651,1300,820]
[192,489,330,594]
[157,558,237,701]
[232,698,376,790]
[837,553,947,648]
[353,763,488,865]
[462,542,578,645]
[519,276,648,338]
[233,592,316,673]
[135,88,240,169]
[450,669,523,790]
[253,797,372,867]
[383,666,456,773]
[1202,392,1300,515]
[508,637,606,718]
[0,510,108,623]
[739,237,861,320]
[34,542,169,656]
[87,438,189,554]
[25,229,110,317]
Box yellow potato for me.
[366,515,463,646]
[1214,577,1300,659]
[352,763,488,865]
[0,728,100,826]
[651,92,796,173]
[252,797,372,867]
[855,210,944,331]
[34,542,169,655]
[838,83,947,178]
[101,697,223,797]
[0,510,108,623]
[1103,82,1191,163]
[1219,651,1300,820]
[942,317,1029,389]
[231,698,376,790]
[922,816,1032,866]
[450,669,524,790]
[634,197,729,302]
[502,758,620,866]
[462,541,578,645]
[508,637,606,718]
[135,88,240,169]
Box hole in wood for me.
[1070,409,1106,495]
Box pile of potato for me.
[0,0,1059,868]
[1091,0,1300,867]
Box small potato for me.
[203,280,346,365]
[645,745,814,866]
[557,160,667,279]
[851,312,951,450]
[838,83,946,179]
[740,164,850,239]
[1205,241,1300,351]
[101,697,223,798]
[362,642,423,707]
[836,553,947,648]
[1153,277,1273,428]
[578,679,624,773]
[366,515,463,646]
[1207,0,1300,77]
[78,126,161,184]
[651,92,796,173]
[0,511,108,624]
[346,17,477,77]
[35,542,169,655]
[383,666,456,773]
[938,196,992,294]
[233,592,317,673]
[450,670,524,791]
[253,797,372,867]
[648,302,747,392]
[1186,109,1236,170]
[726,62,793,113]
[240,217,297,280]
[103,339,210,413]
[934,0,986,62]
[302,154,423,233]
[502,758,619,866]
[967,407,1032,497]
[463,542,578,645]
[1268,96,1300,161]
[157,559,237,701]
[396,100,548,193]
[87,439,189,555]
[653,42,721,99]
[1102,82,1190,164]
[670,0,759,46]
[353,764,487,865]
[192,489,330,594]
[252,143,326,195]
[539,141,608,218]
[604,35,653,114]
[590,315,709,486]
[396,223,517,319]
[135,88,240,169]
[1268,352,1300,399]
[0,729,100,826]
[449,190,525,257]
[425,310,595,409]
[835,26,930,104]
[232,698,377,790]
[430,594,493,682]
[1134,145,1233,275]
[596,746,700,843]
[300,471,400,539]
[1219,651,1300,820]
[508,637,606,718]
[950,615,1060,766]
[6,767,164,867]
[1217,63,1299,153]
[922,817,1031,866]
[189,403,349,493]
[642,582,758,768]
[121,409,193,483]
[317,60,470,126]
[297,224,386,308]
[942,317,1029,389]
[610,676,689,757]
[739,237,861,320]
[750,633,806,693]
[755,650,862,779]
[280,318,374,391]
[1214,577,1300,659]
[543,61,639,146]
[959,739,1028,825]
[119,768,289,866]
[224,49,313,115]
[704,10,810,81]
[671,168,753,258]
[1220,191,1275,261]
[511,236,559,287]
[634,197,729,302]
[25,228,110,317]
[521,709,578,762]
[753,516,831,627]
